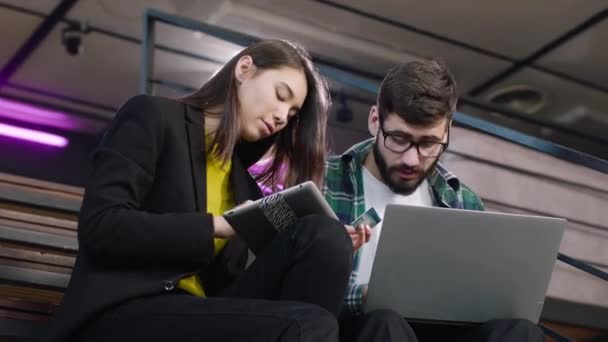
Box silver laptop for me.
[364,204,565,324]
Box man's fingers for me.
[345,225,357,235]
[346,224,372,252]
[364,225,372,242]
[353,226,366,251]
[352,238,363,251]
[357,225,366,240]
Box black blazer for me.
[43,95,275,342]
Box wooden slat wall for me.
[0,173,80,322]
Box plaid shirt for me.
[323,138,485,315]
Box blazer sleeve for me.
[77,95,215,265]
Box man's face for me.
[369,108,449,195]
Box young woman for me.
[43,40,353,342]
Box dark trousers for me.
[340,309,545,342]
[80,215,353,342]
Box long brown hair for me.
[181,40,329,189]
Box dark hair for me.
[377,58,457,126]
[181,40,330,188]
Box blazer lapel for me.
[185,104,206,212]
[230,154,262,204]
[230,135,275,204]
[184,102,272,210]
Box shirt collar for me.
[339,138,461,193]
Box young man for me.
[325,59,544,342]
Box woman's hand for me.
[214,200,255,238]
[345,224,372,252]
[213,216,235,238]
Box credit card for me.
[351,207,382,229]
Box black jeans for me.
[80,214,353,342]
[339,309,545,342]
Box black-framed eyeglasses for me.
[379,124,449,158]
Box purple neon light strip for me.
[0,122,69,147]
[0,97,82,131]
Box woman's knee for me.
[282,303,339,341]
[291,214,352,260]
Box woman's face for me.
[235,56,308,142]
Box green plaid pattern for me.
[323,138,485,315]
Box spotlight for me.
[62,22,88,56]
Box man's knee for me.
[365,309,405,326]
[481,318,544,341]
[351,309,417,342]
[485,318,539,330]
[509,319,544,336]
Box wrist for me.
[213,216,235,238]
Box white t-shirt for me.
[355,166,433,286]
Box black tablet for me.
[224,181,337,254]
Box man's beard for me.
[372,139,438,195]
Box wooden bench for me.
[0,172,80,340]
[0,172,605,341]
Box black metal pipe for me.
[311,1,608,95]
[468,9,608,96]
[4,82,118,113]
[558,253,608,282]
[459,95,608,146]
[0,0,79,89]
[312,0,515,62]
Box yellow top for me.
[177,139,234,297]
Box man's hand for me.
[345,224,372,251]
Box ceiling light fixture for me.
[0,97,82,131]
[485,85,547,115]
[0,122,69,147]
